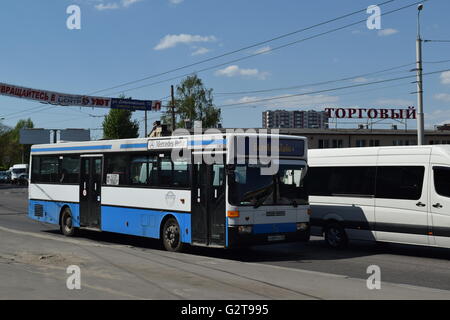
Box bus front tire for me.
[162,217,185,252]
[324,222,348,249]
[60,207,77,237]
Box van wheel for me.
[324,222,348,249]
[162,218,185,252]
[60,207,77,237]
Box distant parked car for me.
[16,173,29,186]
[0,171,11,184]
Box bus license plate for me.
[268,235,285,242]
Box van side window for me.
[306,166,375,197]
[433,166,450,197]
[376,166,424,200]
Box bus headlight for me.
[296,222,308,231]
[238,225,253,234]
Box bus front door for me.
[79,156,102,229]
[191,162,226,247]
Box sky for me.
[1,0,450,139]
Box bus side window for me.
[40,156,59,183]
[104,154,129,186]
[130,156,148,185]
[31,156,41,182]
[159,156,173,187]
[173,161,189,188]
[60,156,80,184]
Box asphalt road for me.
[1,184,449,299]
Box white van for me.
[11,164,29,184]
[307,146,450,249]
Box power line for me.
[88,0,398,95]
[0,0,428,122]
[105,0,429,96]
[214,62,414,96]
[424,58,450,64]
[218,67,450,109]
[424,40,450,43]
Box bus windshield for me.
[228,164,307,207]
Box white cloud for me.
[435,93,450,102]
[215,65,269,80]
[95,3,119,10]
[440,71,450,85]
[94,0,142,10]
[169,0,184,4]
[425,109,450,127]
[378,28,399,36]
[352,77,370,83]
[122,0,143,7]
[191,47,210,56]
[224,94,339,108]
[253,46,272,55]
[154,34,217,50]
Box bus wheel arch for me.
[60,205,77,237]
[323,220,348,249]
[160,215,185,252]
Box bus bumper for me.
[227,224,310,248]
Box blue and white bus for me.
[28,133,310,251]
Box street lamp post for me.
[416,4,425,145]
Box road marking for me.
[2,225,449,297]
[0,226,125,249]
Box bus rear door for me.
[191,161,226,247]
[79,155,102,229]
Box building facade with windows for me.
[277,127,450,149]
[262,110,329,129]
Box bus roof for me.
[309,145,450,162]
[30,133,307,155]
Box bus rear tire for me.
[60,207,77,237]
[162,217,185,252]
[324,222,348,249]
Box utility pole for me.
[144,109,148,137]
[416,4,425,145]
[171,85,176,133]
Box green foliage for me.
[102,97,140,139]
[162,75,221,129]
[0,118,34,169]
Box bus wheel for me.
[162,218,184,252]
[324,222,348,249]
[60,207,77,237]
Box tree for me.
[162,75,221,129]
[0,118,34,168]
[102,96,140,139]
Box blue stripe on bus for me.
[31,145,112,152]
[28,199,191,244]
[120,143,147,149]
[28,200,80,227]
[189,139,227,146]
[252,222,297,234]
[101,205,191,243]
